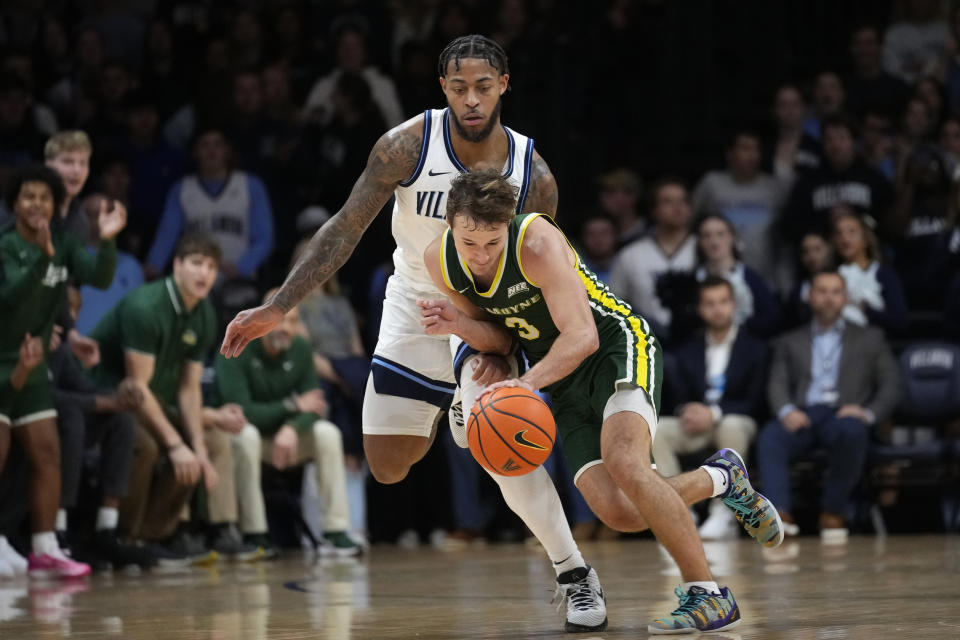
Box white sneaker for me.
[0,556,13,579]
[553,566,607,632]
[0,538,27,575]
[698,500,740,540]
[448,390,467,448]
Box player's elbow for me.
[580,327,600,357]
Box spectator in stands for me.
[229,8,264,70]
[782,114,894,242]
[76,194,145,334]
[831,209,908,335]
[576,212,618,283]
[692,130,785,273]
[892,136,955,309]
[395,41,436,119]
[84,59,134,151]
[784,232,834,329]
[860,106,897,180]
[214,293,362,556]
[654,276,767,540]
[2,49,59,137]
[597,168,646,248]
[90,234,219,562]
[915,76,946,126]
[120,90,188,255]
[938,115,960,178]
[693,214,782,339]
[49,287,153,571]
[894,97,935,183]
[0,72,45,198]
[146,126,275,280]
[0,164,124,578]
[757,271,900,541]
[43,130,94,239]
[882,0,950,85]
[45,25,104,127]
[763,83,821,183]
[803,71,846,141]
[302,20,403,129]
[845,24,910,118]
[0,334,44,577]
[609,177,696,343]
[139,19,187,121]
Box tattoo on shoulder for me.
[522,151,559,218]
[271,121,424,312]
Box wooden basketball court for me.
[2,535,956,638]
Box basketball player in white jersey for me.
[222,36,609,632]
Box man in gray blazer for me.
[756,271,900,541]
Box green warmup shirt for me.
[439,212,663,476]
[0,222,116,381]
[214,335,323,437]
[91,277,215,420]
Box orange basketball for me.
[466,387,556,476]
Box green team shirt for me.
[91,277,215,418]
[214,336,322,437]
[440,213,658,395]
[0,222,116,380]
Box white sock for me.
[32,531,59,557]
[682,580,721,595]
[458,355,583,577]
[488,466,583,576]
[55,509,67,533]
[702,465,729,498]
[0,535,27,571]
[96,507,119,531]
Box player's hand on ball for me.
[471,353,511,386]
[417,297,459,335]
[480,377,534,402]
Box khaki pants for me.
[120,420,195,541]
[653,414,757,478]
[232,420,350,534]
[204,427,238,524]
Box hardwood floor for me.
[1,535,957,639]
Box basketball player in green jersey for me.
[420,170,783,634]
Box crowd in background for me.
[0,0,959,574]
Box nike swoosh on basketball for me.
[513,429,547,450]
[428,169,452,176]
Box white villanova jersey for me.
[180,172,250,267]
[391,108,535,292]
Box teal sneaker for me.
[648,585,741,634]
[704,448,784,548]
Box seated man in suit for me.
[756,270,900,542]
[653,276,769,540]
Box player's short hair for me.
[447,169,518,228]
[438,34,510,78]
[174,233,222,265]
[698,275,734,300]
[5,164,66,213]
[44,130,92,160]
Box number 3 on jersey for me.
[505,317,540,340]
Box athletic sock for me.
[95,507,119,531]
[702,465,729,498]
[682,580,721,595]
[488,465,582,577]
[55,509,67,533]
[32,531,59,557]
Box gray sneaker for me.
[210,524,262,562]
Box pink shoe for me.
[28,554,91,579]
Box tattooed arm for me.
[520,149,559,218]
[220,116,424,357]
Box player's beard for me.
[452,98,502,143]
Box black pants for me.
[56,400,135,508]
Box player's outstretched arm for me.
[220,118,424,358]
[419,236,515,355]
[520,149,558,218]
[512,217,597,390]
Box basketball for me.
[466,387,556,476]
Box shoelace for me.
[552,579,598,612]
[670,587,710,617]
[725,487,768,529]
